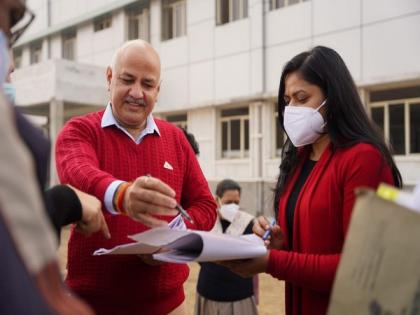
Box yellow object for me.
[377,183,400,201]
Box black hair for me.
[180,127,200,155]
[216,179,241,198]
[274,46,402,213]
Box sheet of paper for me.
[153,231,266,263]
[328,189,420,315]
[94,227,267,263]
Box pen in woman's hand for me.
[262,218,276,241]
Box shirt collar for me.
[101,102,160,144]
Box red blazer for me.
[267,143,394,315]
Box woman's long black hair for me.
[274,46,402,213]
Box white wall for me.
[50,0,123,26]
[188,107,217,178]
[50,35,62,59]
[362,14,420,85]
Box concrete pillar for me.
[48,98,64,186]
[150,0,161,49]
[250,101,264,214]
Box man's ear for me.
[106,67,113,91]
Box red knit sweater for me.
[55,110,217,315]
[267,143,394,315]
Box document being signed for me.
[93,227,267,263]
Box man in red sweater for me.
[55,40,217,315]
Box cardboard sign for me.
[328,189,420,315]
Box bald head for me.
[106,39,161,134]
[110,40,161,80]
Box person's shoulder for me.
[67,109,104,126]
[340,142,381,155]
[62,110,105,133]
[336,142,384,165]
[59,109,105,138]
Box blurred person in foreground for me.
[0,0,102,314]
[221,46,402,315]
[55,39,217,315]
[5,43,109,240]
[195,179,258,315]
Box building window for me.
[94,15,112,32]
[62,30,76,60]
[369,85,420,155]
[220,107,249,159]
[269,0,307,10]
[216,0,248,25]
[166,113,187,129]
[162,0,186,41]
[126,5,150,41]
[274,110,285,157]
[30,42,42,64]
[13,49,22,68]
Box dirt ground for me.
[58,228,285,315]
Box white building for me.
[12,0,420,215]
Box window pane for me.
[244,119,249,150]
[230,119,240,150]
[243,0,248,18]
[276,0,285,8]
[222,121,228,151]
[371,107,384,138]
[410,103,420,154]
[217,0,229,25]
[289,0,300,5]
[370,86,420,102]
[389,104,405,155]
[221,107,249,117]
[166,114,187,122]
[128,17,138,39]
[174,5,182,37]
[232,0,240,21]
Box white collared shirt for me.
[102,103,160,214]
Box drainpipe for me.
[262,0,267,94]
[260,1,267,215]
[47,0,51,58]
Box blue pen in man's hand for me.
[262,218,276,241]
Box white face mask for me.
[0,30,10,87]
[284,100,327,147]
[219,203,240,222]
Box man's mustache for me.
[125,96,146,106]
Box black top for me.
[196,218,254,302]
[45,185,83,237]
[285,159,316,249]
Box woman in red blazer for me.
[223,46,402,315]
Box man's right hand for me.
[123,176,179,227]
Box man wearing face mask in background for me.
[195,179,259,315]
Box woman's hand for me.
[253,216,284,250]
[217,253,270,278]
[69,186,111,239]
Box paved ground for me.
[58,227,285,315]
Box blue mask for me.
[3,83,16,104]
[0,30,10,86]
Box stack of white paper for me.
[93,227,267,264]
